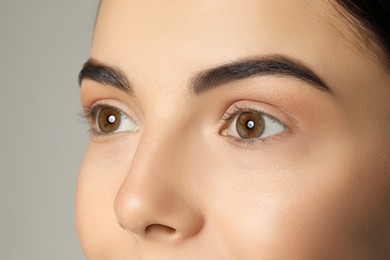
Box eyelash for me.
[221,105,286,145]
[81,104,121,138]
[81,103,287,144]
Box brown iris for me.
[97,107,121,133]
[236,112,265,139]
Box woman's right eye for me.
[89,106,139,135]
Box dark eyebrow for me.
[189,55,331,95]
[78,59,133,95]
[79,55,330,97]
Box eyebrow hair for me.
[189,55,330,95]
[78,59,133,95]
[78,55,330,96]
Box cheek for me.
[275,139,390,258]
[75,140,137,259]
[206,133,390,258]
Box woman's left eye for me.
[224,110,286,141]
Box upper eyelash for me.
[79,105,94,129]
[222,105,267,122]
[80,105,94,122]
[82,104,122,121]
[221,105,287,145]
[80,103,285,142]
[79,105,101,136]
[80,104,125,137]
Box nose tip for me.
[115,196,146,234]
[114,189,204,241]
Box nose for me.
[113,131,204,241]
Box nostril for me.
[145,224,176,234]
[145,224,177,239]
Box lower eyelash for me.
[224,134,265,145]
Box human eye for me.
[221,105,286,144]
[84,104,139,136]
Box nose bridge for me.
[113,123,204,240]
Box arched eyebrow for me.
[189,55,330,95]
[78,58,133,95]
[78,55,331,96]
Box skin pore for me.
[77,0,390,259]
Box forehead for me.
[92,0,344,62]
[90,0,379,101]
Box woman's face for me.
[77,0,390,259]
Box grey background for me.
[0,1,99,259]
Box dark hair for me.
[335,0,390,67]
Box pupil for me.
[246,120,255,129]
[108,115,116,124]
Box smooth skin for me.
[77,0,390,259]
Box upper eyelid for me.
[222,105,283,124]
[82,104,111,123]
[83,101,135,121]
[89,104,124,117]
